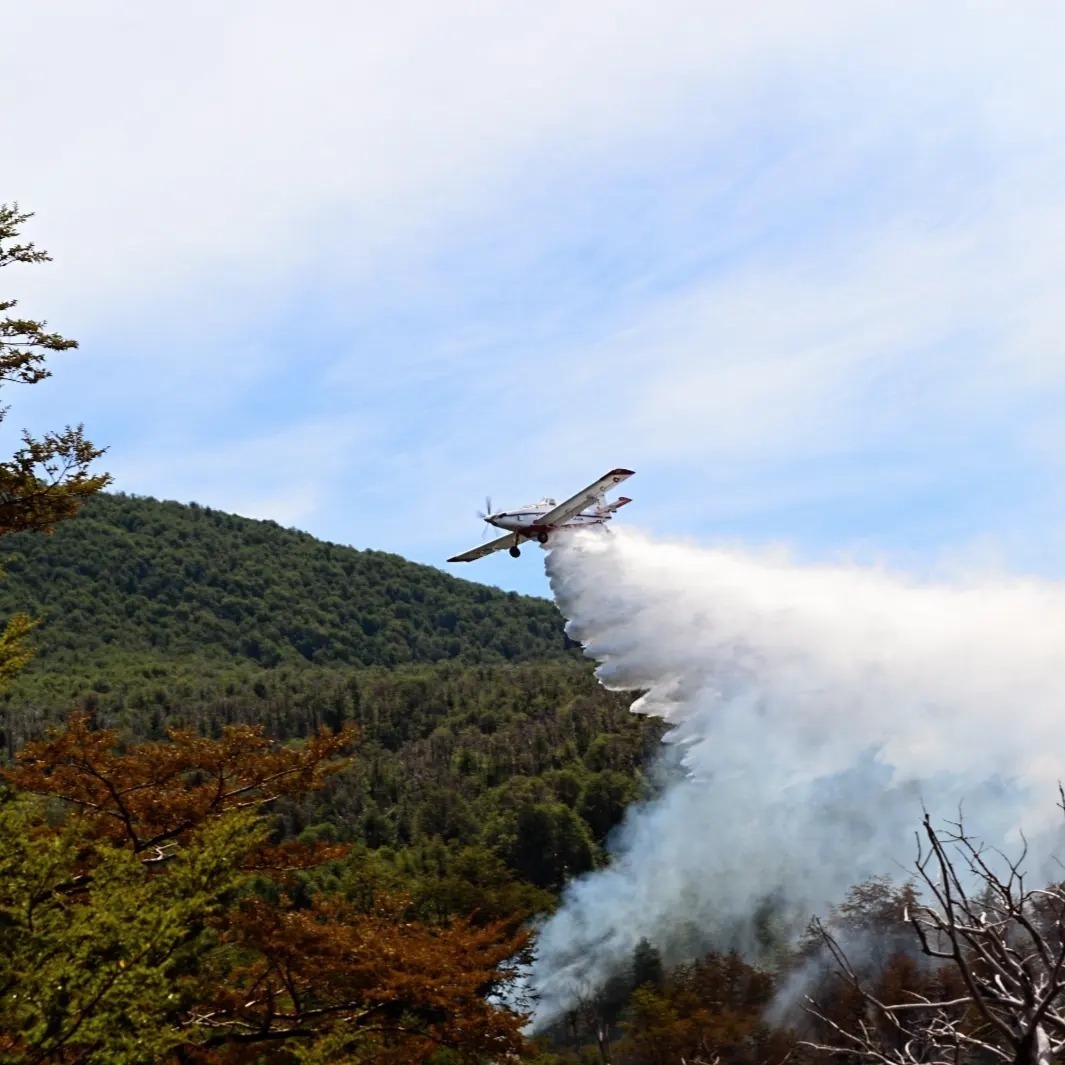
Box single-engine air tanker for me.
[447,468,634,562]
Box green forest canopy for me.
[0,491,576,670]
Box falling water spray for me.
[528,527,1065,1028]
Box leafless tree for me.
[569,979,616,1064]
[804,797,1065,1065]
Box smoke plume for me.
[529,527,1065,1027]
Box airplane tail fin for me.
[597,496,632,516]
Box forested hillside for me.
[0,490,986,1064]
[1,655,664,885]
[0,491,666,897]
[0,488,678,1059]
[0,492,573,670]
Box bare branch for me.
[805,802,1065,1065]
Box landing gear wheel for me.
[509,545,521,558]
[536,532,549,544]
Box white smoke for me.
[529,526,1065,1027]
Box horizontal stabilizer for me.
[536,469,635,529]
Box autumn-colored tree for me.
[613,950,795,1065]
[792,876,929,1050]
[1,714,532,1063]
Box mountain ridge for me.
[0,491,575,673]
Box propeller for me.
[477,497,494,541]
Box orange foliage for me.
[2,713,531,1062]
[5,711,355,858]
[194,895,529,1063]
[615,951,794,1065]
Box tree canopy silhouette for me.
[0,204,110,538]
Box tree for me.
[0,203,110,689]
[0,203,110,537]
[631,940,665,994]
[806,803,1065,1065]
[1,713,532,1063]
[578,771,635,842]
[615,950,793,1065]
[0,793,260,1064]
[484,801,597,891]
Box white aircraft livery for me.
[447,468,633,562]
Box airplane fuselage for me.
[484,500,606,535]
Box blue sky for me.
[5,2,1065,597]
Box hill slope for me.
[0,493,574,671]
[0,494,666,902]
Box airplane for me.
[447,468,634,563]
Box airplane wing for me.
[447,531,518,563]
[536,468,634,528]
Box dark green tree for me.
[0,203,110,688]
[0,204,110,538]
[631,938,665,993]
[485,801,597,890]
[578,769,636,841]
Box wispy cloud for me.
[4,3,1065,591]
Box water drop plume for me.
[529,526,1065,1028]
